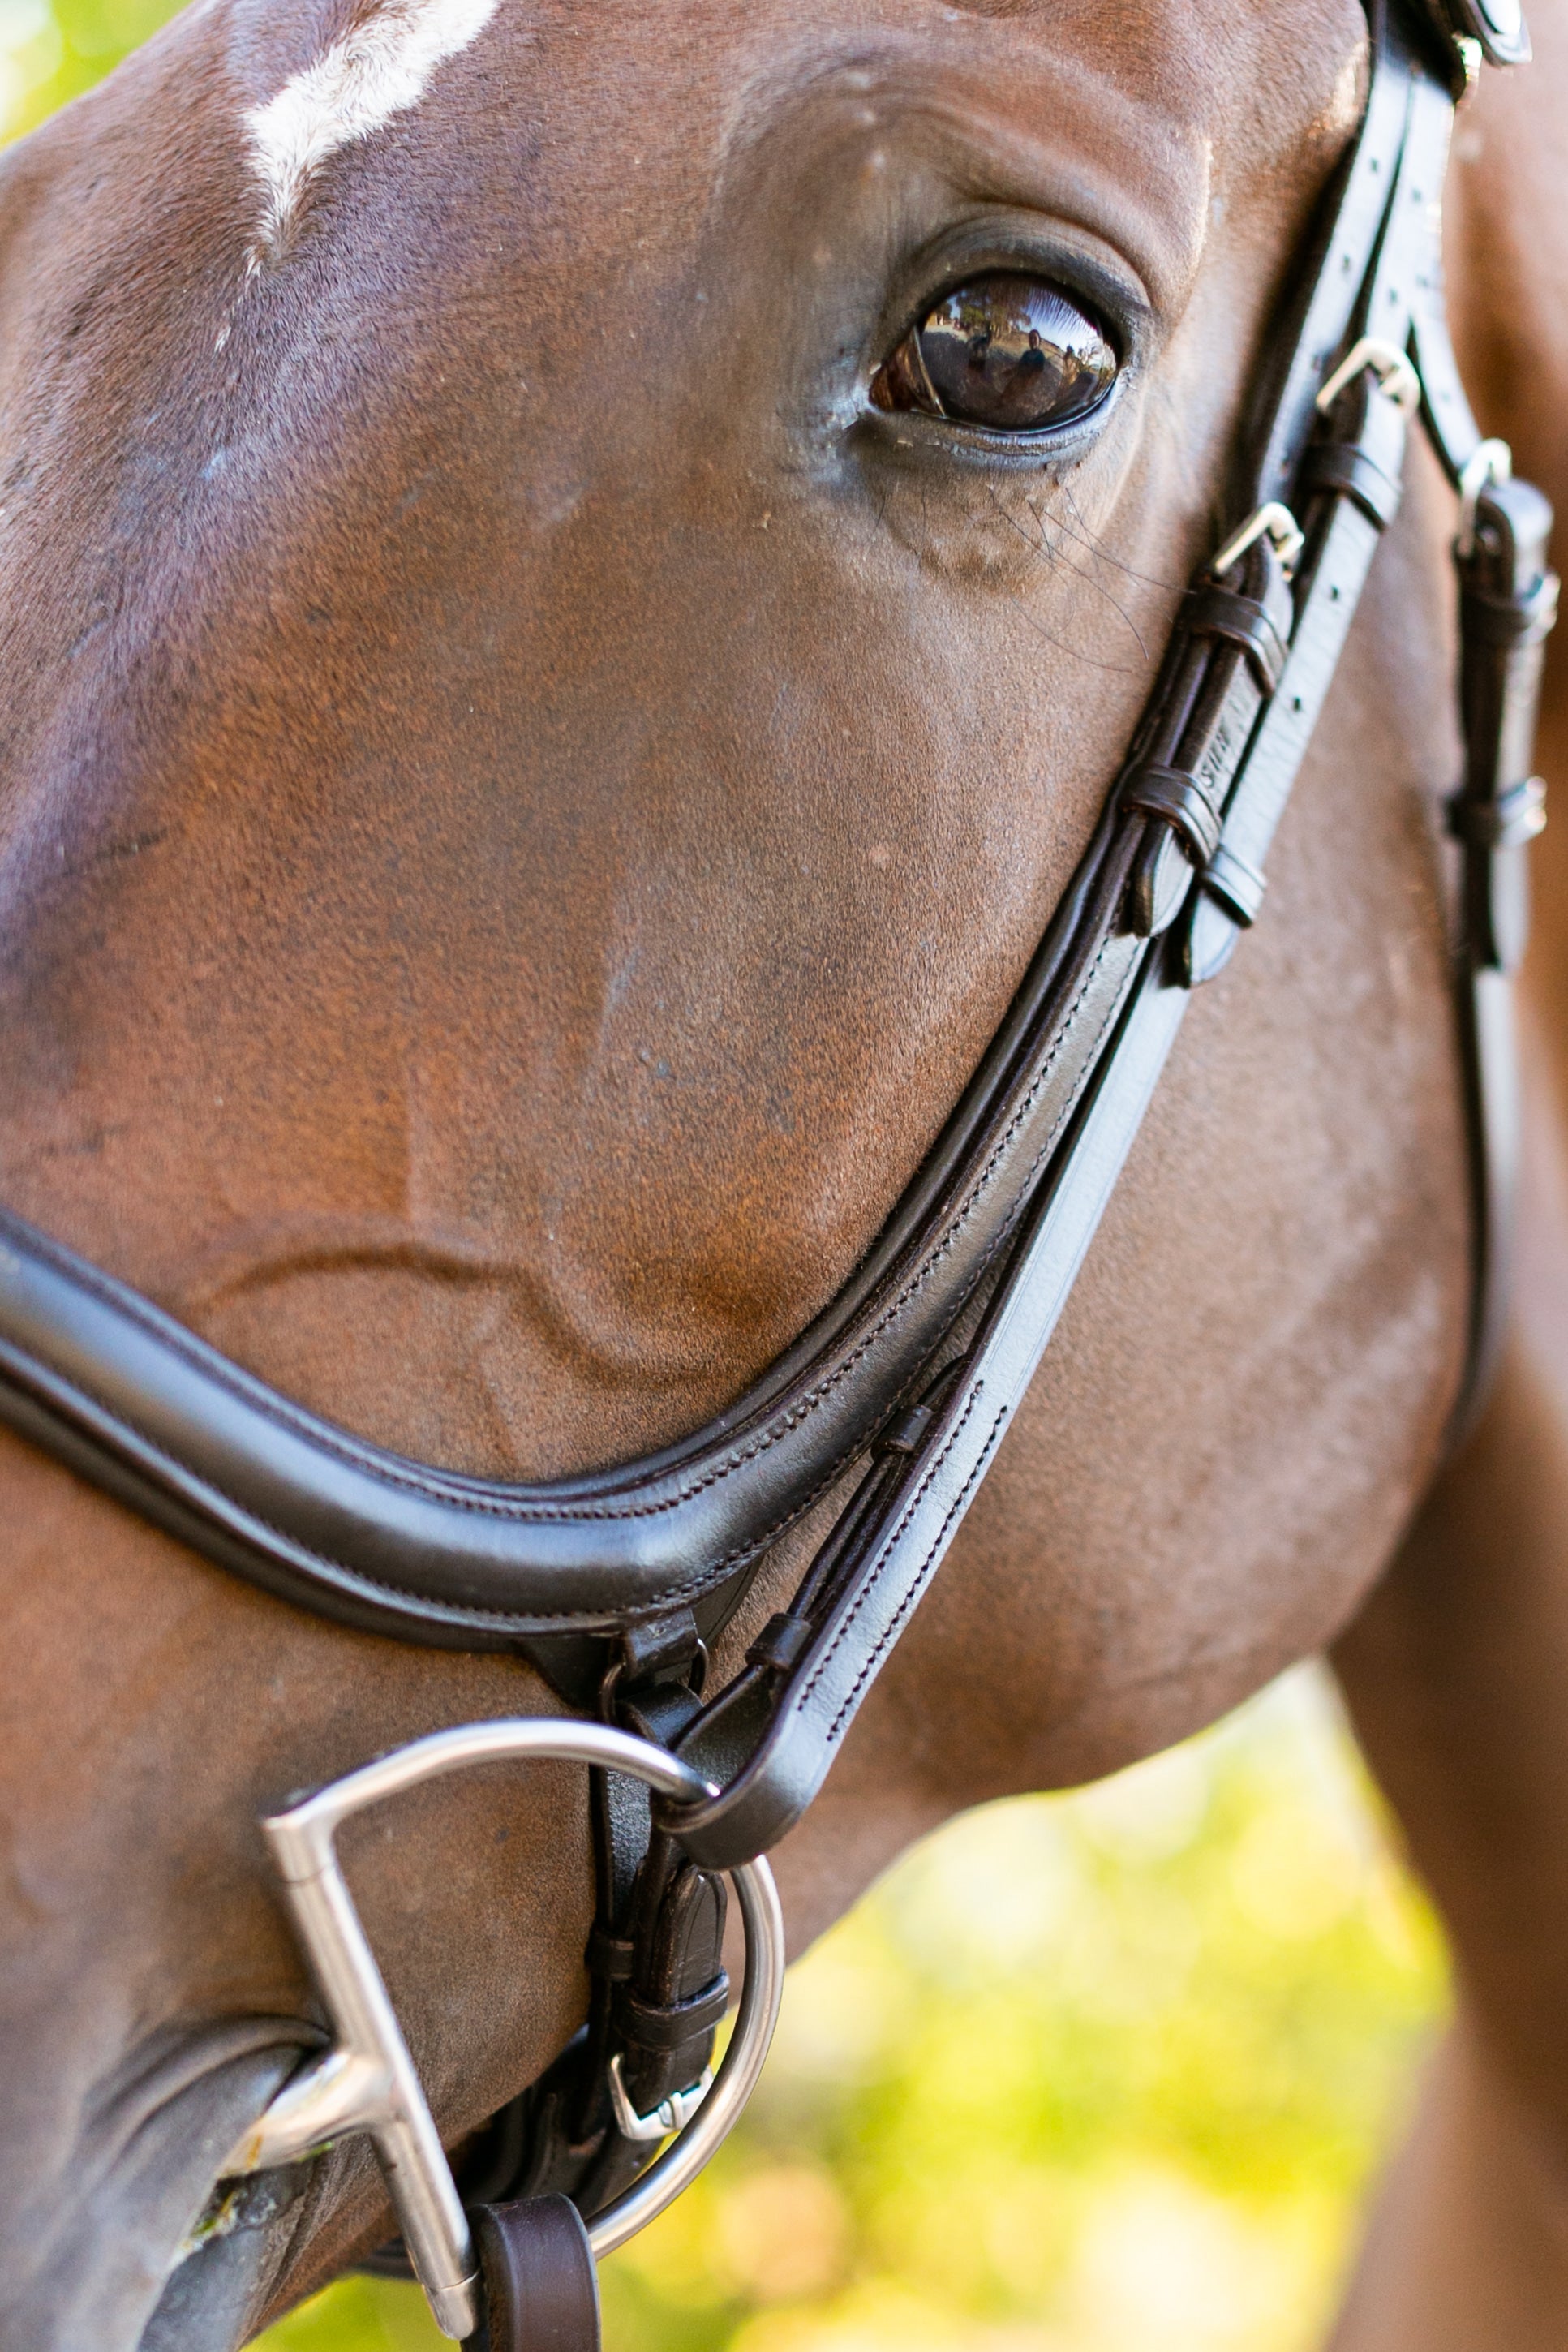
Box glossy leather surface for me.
[0,805,1139,1653]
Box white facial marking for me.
[245,0,501,256]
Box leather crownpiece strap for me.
[462,2195,600,2352]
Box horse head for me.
[0,0,1488,2342]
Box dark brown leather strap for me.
[0,14,1454,1714]
[1120,764,1226,866]
[1451,479,1557,975]
[1183,583,1290,690]
[1445,477,1559,1440]
[463,2195,599,2352]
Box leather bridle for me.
[0,1,1557,2344]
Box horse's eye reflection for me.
[870,273,1118,434]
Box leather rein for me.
[0,1,1557,2344]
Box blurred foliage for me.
[4,16,1450,2352]
[256,1671,1446,2352]
[0,0,183,141]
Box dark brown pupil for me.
[872,273,1118,432]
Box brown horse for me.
[2,0,1567,2343]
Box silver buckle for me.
[1458,436,1514,556]
[221,1720,785,2341]
[1211,501,1304,583]
[608,2051,715,2143]
[1315,334,1423,419]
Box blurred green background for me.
[0,13,1450,2350]
[0,0,177,138]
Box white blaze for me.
[245,0,501,254]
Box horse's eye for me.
[870,273,1118,434]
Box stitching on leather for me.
[0,1339,865,1623]
[0,920,1131,1554]
[798,1384,983,1707]
[0,1359,722,1628]
[817,1400,1009,1744]
[789,925,1139,1722]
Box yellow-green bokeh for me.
[0,0,179,139]
[2,13,1450,2350]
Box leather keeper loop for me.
[745,1612,815,1674]
[1297,439,1402,529]
[585,1925,636,1981]
[616,1609,700,1685]
[1459,574,1560,648]
[1448,774,1548,851]
[614,1971,730,2052]
[878,1404,934,1456]
[1184,585,1288,690]
[1122,765,1224,866]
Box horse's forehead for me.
[237,0,505,260]
[222,0,1364,279]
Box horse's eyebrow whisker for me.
[243,0,502,260]
[1052,482,1184,595]
[1001,585,1146,677]
[990,485,1151,664]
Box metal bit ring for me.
[223,1719,786,2341]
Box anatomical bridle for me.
[0,0,1557,2343]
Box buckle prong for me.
[1315,334,1423,418]
[1211,501,1304,583]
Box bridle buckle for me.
[1315,333,1424,418]
[1210,501,1305,582]
[1458,436,1514,554]
[608,2052,715,2143]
